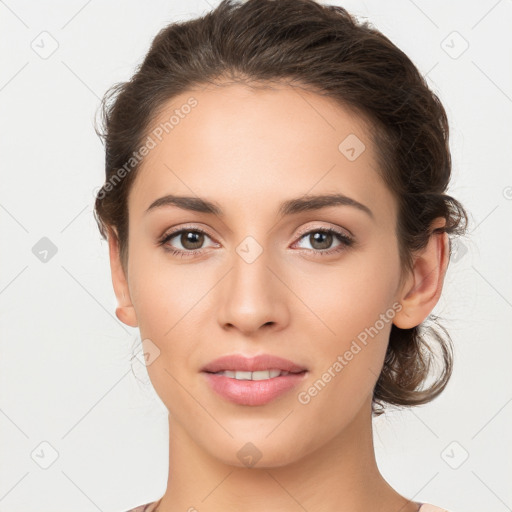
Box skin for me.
[108,81,449,512]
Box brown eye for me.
[308,231,333,250]
[159,227,216,255]
[293,227,354,256]
[179,231,205,250]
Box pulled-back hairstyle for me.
[94,0,468,416]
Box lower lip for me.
[202,371,307,406]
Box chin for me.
[198,431,314,470]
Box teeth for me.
[214,369,289,380]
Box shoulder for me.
[123,501,158,512]
[419,504,456,512]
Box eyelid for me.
[293,222,353,242]
[158,224,219,245]
[159,222,352,242]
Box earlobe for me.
[115,305,138,328]
[393,218,449,329]
[108,229,138,328]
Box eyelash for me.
[157,225,354,259]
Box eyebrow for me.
[144,193,374,219]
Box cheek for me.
[127,246,202,336]
[294,242,401,345]
[292,268,397,443]
[291,239,400,408]
[127,253,217,401]
[127,260,206,411]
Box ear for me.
[393,218,449,329]
[107,228,138,328]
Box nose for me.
[216,245,289,336]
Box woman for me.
[94,1,467,511]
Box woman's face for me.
[121,82,405,466]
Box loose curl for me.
[93,0,468,416]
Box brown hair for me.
[94,0,468,416]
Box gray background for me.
[0,1,511,511]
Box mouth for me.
[201,353,308,406]
[201,353,307,374]
[205,369,306,380]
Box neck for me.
[156,397,418,512]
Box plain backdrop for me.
[0,1,511,511]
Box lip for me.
[201,354,308,406]
[201,353,307,373]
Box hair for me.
[94,0,468,416]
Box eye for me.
[158,227,218,257]
[293,227,354,256]
[158,225,354,258]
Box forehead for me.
[128,82,395,224]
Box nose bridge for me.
[217,233,287,333]
[234,234,272,290]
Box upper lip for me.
[201,354,307,373]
